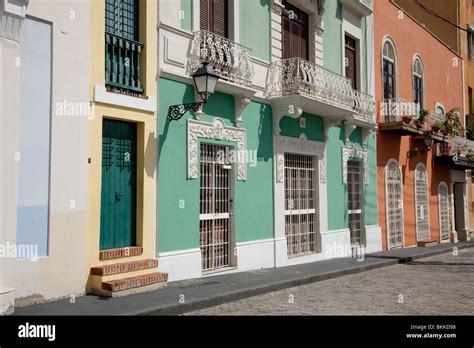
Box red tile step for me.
[102,272,168,293]
[417,240,439,247]
[99,246,143,261]
[91,259,158,276]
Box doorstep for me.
[417,240,439,247]
[14,240,474,316]
[0,287,15,315]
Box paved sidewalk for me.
[14,241,473,316]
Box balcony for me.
[105,33,144,93]
[435,136,474,170]
[189,30,255,88]
[378,98,429,136]
[340,0,373,17]
[265,57,375,126]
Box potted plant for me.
[467,150,474,162]
[402,115,412,124]
[414,108,429,128]
[432,120,443,133]
[443,108,462,136]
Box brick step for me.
[99,246,143,261]
[417,240,439,247]
[91,259,158,276]
[101,272,168,296]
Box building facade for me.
[157,0,380,281]
[1,0,91,313]
[375,0,467,250]
[392,0,474,240]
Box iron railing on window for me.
[105,32,144,93]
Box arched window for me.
[435,105,445,117]
[413,57,424,108]
[382,39,397,100]
[415,163,430,241]
[438,182,450,241]
[385,160,404,249]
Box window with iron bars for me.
[105,0,144,93]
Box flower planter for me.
[431,126,440,133]
[402,116,412,124]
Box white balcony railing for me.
[266,57,375,123]
[189,30,254,87]
[453,136,474,153]
[340,0,374,17]
[354,90,376,122]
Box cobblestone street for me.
[186,248,474,315]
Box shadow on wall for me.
[376,134,402,167]
[158,82,195,161]
[257,103,272,162]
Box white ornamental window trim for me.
[275,134,326,184]
[188,118,247,181]
[342,144,369,185]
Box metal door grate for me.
[199,143,232,271]
[415,165,430,241]
[438,183,449,241]
[348,160,363,246]
[386,162,403,248]
[284,153,317,257]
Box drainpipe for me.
[155,0,160,258]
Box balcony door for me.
[282,0,309,60]
[200,0,228,38]
[345,35,358,90]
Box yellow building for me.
[86,0,167,296]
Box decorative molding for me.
[344,121,357,144]
[276,134,326,184]
[324,119,344,142]
[0,0,29,42]
[235,97,251,128]
[93,85,156,113]
[188,118,247,180]
[342,144,369,185]
[273,105,303,135]
[361,127,375,148]
[271,0,284,14]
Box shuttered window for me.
[105,0,139,41]
[105,0,143,93]
[282,0,309,60]
[200,0,228,38]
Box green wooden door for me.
[100,119,137,250]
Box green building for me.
[157,0,380,281]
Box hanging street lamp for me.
[168,62,220,121]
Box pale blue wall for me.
[17,17,52,258]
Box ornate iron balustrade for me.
[189,30,254,87]
[105,32,144,93]
[266,57,375,122]
[354,90,376,123]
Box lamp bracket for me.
[168,102,204,122]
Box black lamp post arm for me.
[168,102,204,121]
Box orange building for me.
[375,0,467,250]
